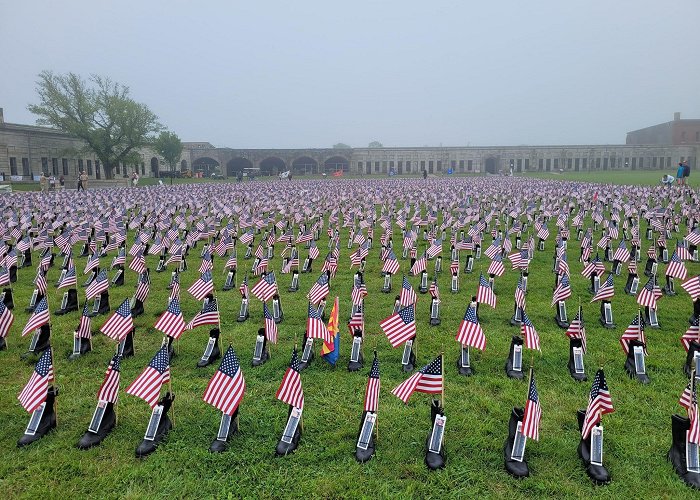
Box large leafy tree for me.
[28,71,162,179]
[153,131,183,181]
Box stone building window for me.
[41,157,48,174]
[538,159,544,171]
[468,160,473,171]
[52,158,58,175]
[95,161,101,179]
[62,158,68,175]
[141,163,145,175]
[437,160,442,171]
[420,161,426,170]
[78,159,84,174]
[567,159,572,169]
[524,159,530,170]
[428,161,434,173]
[87,160,93,175]
[667,157,671,168]
[9,157,17,176]
[582,158,588,169]
[22,158,30,176]
[406,161,411,172]
[459,160,464,172]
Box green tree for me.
[368,141,383,148]
[153,131,183,183]
[333,142,351,149]
[28,71,162,179]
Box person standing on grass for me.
[39,173,48,192]
[683,160,690,184]
[59,175,65,190]
[677,162,685,185]
[77,170,86,191]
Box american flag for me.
[100,299,134,341]
[154,298,186,339]
[18,349,54,412]
[682,275,700,300]
[379,305,416,347]
[364,353,381,412]
[164,247,183,266]
[263,302,278,343]
[522,370,542,441]
[348,308,364,335]
[620,314,646,355]
[253,257,268,276]
[85,269,109,300]
[239,273,249,297]
[0,267,10,287]
[77,303,92,338]
[450,259,460,275]
[250,272,278,302]
[307,273,330,305]
[112,247,126,267]
[582,369,614,439]
[392,355,443,403]
[477,273,496,309]
[487,253,505,276]
[350,242,369,267]
[410,252,427,275]
[21,296,50,337]
[581,256,605,278]
[591,273,615,302]
[521,311,541,351]
[400,276,417,307]
[57,267,77,289]
[34,271,47,295]
[275,348,304,409]
[83,253,100,274]
[514,276,526,309]
[551,274,572,306]
[306,303,331,342]
[382,249,400,275]
[536,223,550,240]
[129,251,146,273]
[429,278,440,301]
[39,249,52,271]
[225,251,238,270]
[351,282,368,305]
[187,271,214,301]
[426,239,443,258]
[612,240,630,262]
[485,238,502,260]
[0,300,15,338]
[681,316,699,352]
[686,228,700,246]
[681,379,694,409]
[455,303,485,350]
[135,272,150,302]
[308,240,320,260]
[636,276,658,309]
[565,308,587,353]
[689,382,700,445]
[125,345,171,408]
[295,230,313,244]
[665,251,688,280]
[186,299,220,330]
[97,354,121,403]
[203,346,246,416]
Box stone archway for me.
[226,157,253,177]
[292,156,318,175]
[192,157,220,177]
[180,160,188,172]
[259,157,286,176]
[484,157,498,174]
[324,155,350,174]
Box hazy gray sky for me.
[1,0,699,148]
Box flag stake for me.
[440,350,445,408]
[168,376,175,428]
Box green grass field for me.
[0,178,698,498]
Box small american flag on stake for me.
[203,346,246,416]
[125,345,171,409]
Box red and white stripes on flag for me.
[97,354,121,403]
[203,346,245,416]
[521,371,542,441]
[364,354,381,412]
[100,299,134,341]
[154,299,186,339]
[187,271,214,301]
[125,345,171,408]
[379,305,416,347]
[582,369,614,439]
[392,355,443,403]
[0,301,15,338]
[455,304,485,351]
[275,348,304,409]
[18,349,54,412]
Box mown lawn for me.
[0,181,698,498]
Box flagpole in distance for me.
[441,350,445,409]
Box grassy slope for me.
[0,178,698,498]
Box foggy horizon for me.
[1,0,699,149]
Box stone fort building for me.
[1,108,697,182]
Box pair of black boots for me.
[669,414,700,488]
[17,387,58,447]
[135,392,175,458]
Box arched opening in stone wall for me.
[192,157,220,177]
[324,155,349,174]
[484,157,498,174]
[180,160,188,172]
[226,157,253,177]
[260,157,286,176]
[292,156,318,175]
